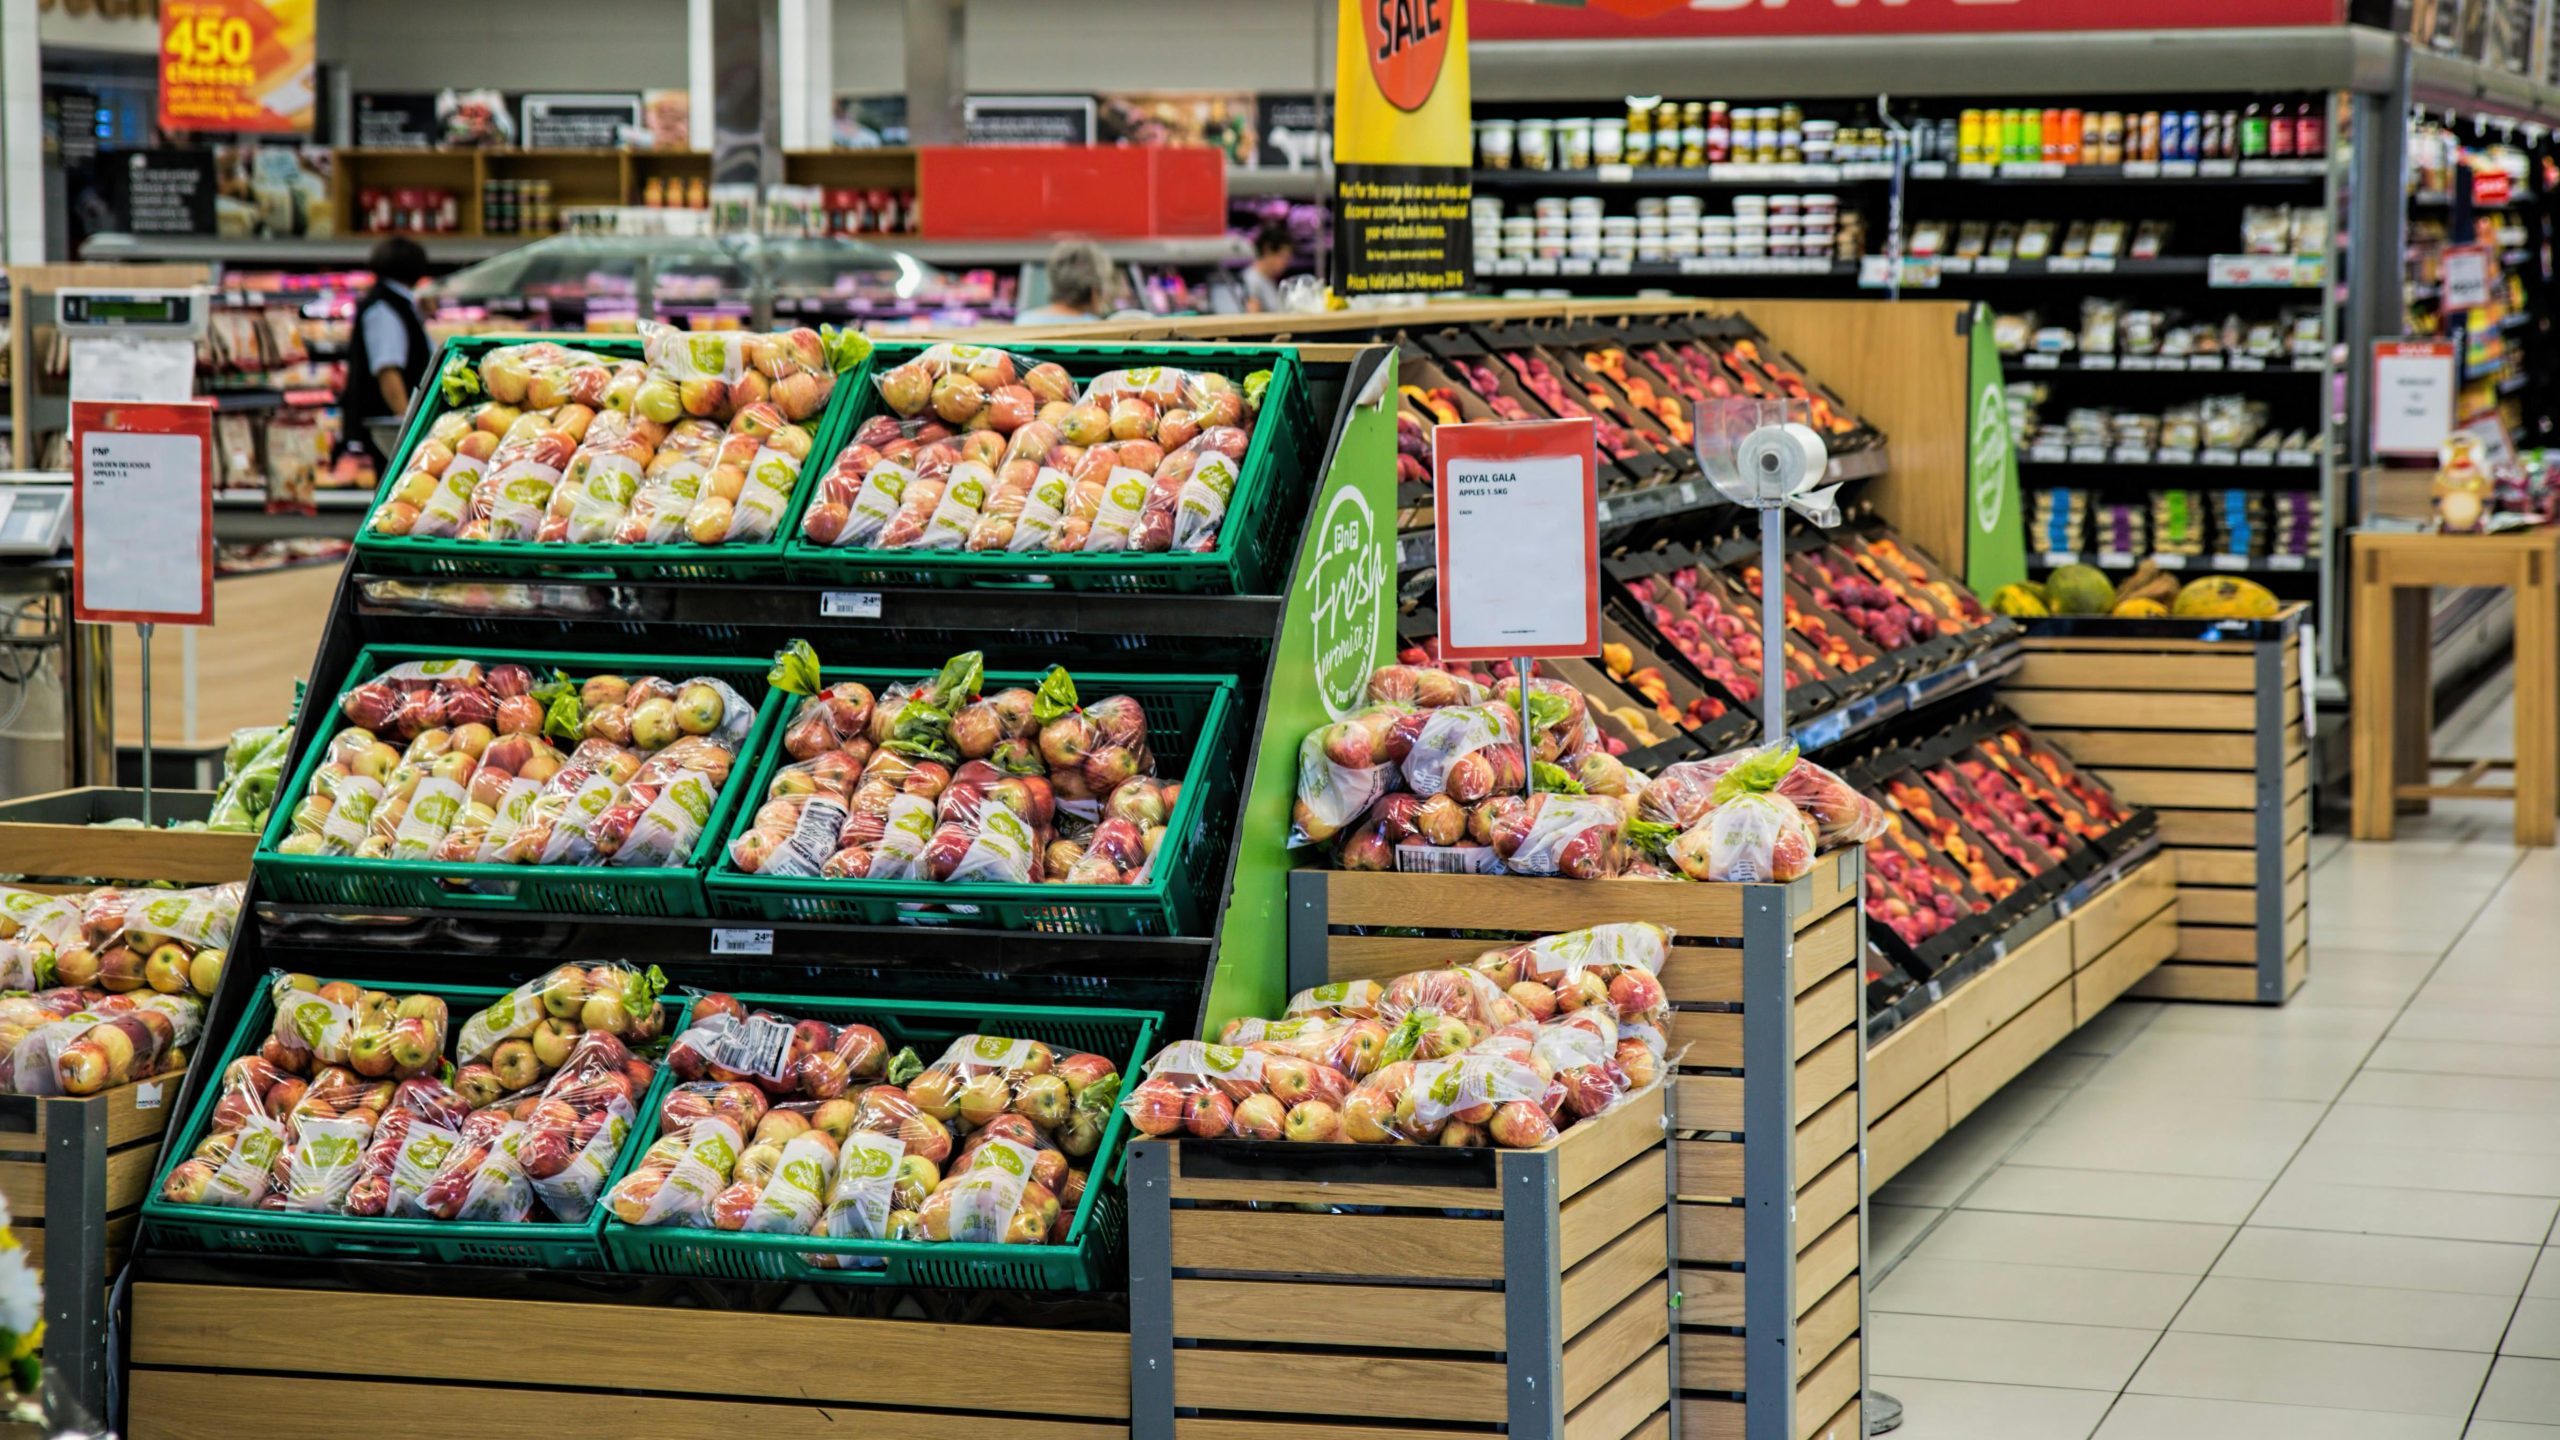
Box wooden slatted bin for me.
[1254,851,1867,1440]
[2010,607,2310,1003]
[0,1074,185,1434]
[126,1283,1134,1438]
[0,789,253,889]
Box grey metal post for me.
[1127,1141,1175,1440]
[1664,1072,1683,1439]
[2254,630,2292,1004]
[1285,869,1331,1000]
[1503,1150,1565,1439]
[41,1097,107,1436]
[1741,886,1798,1440]
[2341,55,2413,682]
[710,0,780,195]
[904,0,966,146]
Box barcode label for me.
[709,1014,796,1083]
[1393,843,1505,875]
[712,927,774,955]
[821,591,883,619]
[135,1081,165,1110]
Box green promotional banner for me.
[1964,303,2027,596]
[1204,349,1399,1035]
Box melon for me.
[2170,576,2279,619]
[1989,582,2051,618]
[2111,597,2169,618]
[2045,564,2117,616]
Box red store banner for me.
[1471,0,2344,41]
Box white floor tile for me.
[1877,1118,2033,1208]
[1871,1202,1943,1270]
[1907,1210,2235,1275]
[2343,1071,2560,1116]
[2466,1424,2560,1438]
[2531,1250,2560,1299]
[1963,1164,2270,1225]
[2095,1394,2463,1440]
[1874,1256,2200,1328]
[2250,1176,2560,1245]
[1868,1311,2160,1390]
[2506,1298,2560,1360]
[2316,1105,2560,1158]
[2476,1356,2560,1423]
[2170,1275,2513,1351]
[2368,1039,2560,1081]
[2210,1227,2538,1297]
[2128,1331,2492,1417]
[2011,1090,2327,1180]
[1864,1376,2115,1440]
[2286,1136,2560,1198]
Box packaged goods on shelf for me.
[2034,488,2090,554]
[2151,490,2208,555]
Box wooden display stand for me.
[1867,853,2175,1192]
[1277,849,1868,1440]
[1127,1089,1670,1440]
[2350,528,2558,847]
[0,790,252,888]
[127,1285,1133,1438]
[3,1074,186,1433]
[2009,609,2310,1003]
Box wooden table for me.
[2350,528,2559,845]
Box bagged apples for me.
[606,1116,744,1227]
[1638,743,1886,847]
[663,992,901,1102]
[1487,793,1648,880]
[1466,922,1672,1028]
[262,973,448,1082]
[710,1109,842,1232]
[46,882,239,998]
[0,889,79,991]
[516,1030,653,1223]
[415,1099,540,1222]
[1118,1040,1268,1141]
[1653,745,1826,883]
[817,1126,911,1242]
[919,1134,1056,1244]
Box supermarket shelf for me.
[901,235,1251,266]
[1792,635,2024,754]
[1391,445,1893,573]
[1933,256,2210,277]
[2007,353,2325,376]
[1473,162,1897,189]
[1227,167,1325,198]
[2028,550,2316,573]
[2019,442,2322,469]
[1478,256,1857,281]
[215,491,372,510]
[82,233,516,266]
[1914,157,2328,183]
[2499,373,2530,396]
[350,571,1290,641]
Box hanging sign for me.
[2370,340,2458,460]
[1433,419,1601,661]
[1471,0,2341,39]
[1331,0,1472,296]
[71,402,216,627]
[521,94,645,150]
[2440,244,2495,312]
[1964,303,2028,595]
[158,0,315,135]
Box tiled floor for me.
[1866,681,2560,1438]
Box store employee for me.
[339,236,433,471]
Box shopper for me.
[1242,222,1298,313]
[1015,239,1115,325]
[338,236,434,473]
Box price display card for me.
[2370,340,2456,460]
[72,401,215,626]
[1432,419,1601,661]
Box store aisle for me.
[1866,682,2560,1439]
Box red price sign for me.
[158,0,315,135]
[2475,169,2515,208]
[1432,419,1600,662]
[72,402,216,627]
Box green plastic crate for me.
[142,979,693,1269]
[703,666,1237,934]
[252,645,784,917]
[782,342,1312,594]
[349,333,869,582]
[601,993,1157,1291]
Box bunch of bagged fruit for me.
[1122,922,1673,1149]
[0,881,234,999]
[1293,662,1885,882]
[158,965,665,1221]
[800,342,1271,555]
[278,657,757,870]
[606,997,1123,1249]
[727,647,1175,888]
[365,321,868,547]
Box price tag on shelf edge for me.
[71,400,214,626]
[2370,339,2457,459]
[1432,419,1602,662]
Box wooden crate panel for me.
[1178,1350,1507,1424]
[2069,855,2175,967]
[1562,1282,1671,1411]
[2076,905,2178,1020]
[1940,920,2072,1059]
[1661,907,1855,1006]
[1680,1329,1744,1389]
[2037,729,2273,770]
[1668,968,1850,1070]
[1796,1153,1859,1255]
[1678,1257,1745,1324]
[1797,1213,1858,1309]
[132,1283,1132,1419]
[2174,906,2307,965]
[1560,1149,1668,1269]
[1796,1336,1861,1440]
[0,1142,160,1222]
[2097,767,2255,809]
[1868,1075,1949,1193]
[128,1372,1132,1440]
[1796,1273,1860,1382]
[1796,1091,1858,1182]
[1169,1210,1503,1280]
[1565,1212,1672,1338]
[1311,854,1857,948]
[1677,1046,1859,1133]
[2011,650,2257,692]
[1794,1030,1857,1126]
[1173,1279,1504,1351]
[1948,983,2074,1124]
[2134,944,2310,1003]
[1682,1393,1860,1440]
[2006,689,2259,730]
[2177,867,2306,927]
[2158,798,2310,848]
[1564,1343,1669,1440]
[1868,1006,1946,1117]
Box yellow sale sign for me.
[159,0,315,135]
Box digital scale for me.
[0,474,73,557]
[54,286,209,404]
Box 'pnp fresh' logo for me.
[1363,0,1451,113]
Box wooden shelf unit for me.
[328,147,923,241]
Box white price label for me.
[711,927,775,956]
[135,1081,165,1110]
[821,591,883,619]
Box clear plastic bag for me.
[869,343,1034,427]
[1289,706,1407,847]
[607,1116,744,1227]
[519,1030,651,1223]
[1118,1040,1267,1139]
[1401,704,1529,802]
[1489,793,1631,879]
[908,1033,1075,1138]
[1670,789,1817,882]
[263,973,448,1082]
[920,1134,1054,1244]
[819,1126,908,1242]
[1638,743,1885,846]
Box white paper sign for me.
[2370,340,2457,459]
[73,406,213,625]
[1432,420,1600,661]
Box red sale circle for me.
[1361,0,1453,113]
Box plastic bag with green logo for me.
[206,724,291,833]
[907,1031,1098,1146]
[815,1126,908,1246]
[733,1128,840,1234]
[608,1116,745,1228]
[922,1133,1054,1244]
[521,1030,649,1224]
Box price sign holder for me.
[72,400,216,823]
[1432,419,1601,797]
[2370,339,2457,459]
